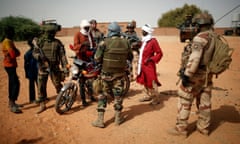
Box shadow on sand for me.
[104,89,178,127]
[188,105,240,136]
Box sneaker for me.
[197,128,209,136]
[36,103,46,114]
[82,101,89,107]
[149,101,160,105]
[167,127,187,137]
[10,106,22,114]
[35,97,49,104]
[14,103,24,108]
[139,97,152,102]
[29,100,36,104]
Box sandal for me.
[139,97,152,102]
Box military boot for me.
[115,111,124,126]
[167,127,187,138]
[36,102,46,114]
[92,111,105,128]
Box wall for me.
[56,22,231,37]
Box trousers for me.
[5,67,20,101]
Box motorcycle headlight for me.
[70,65,79,75]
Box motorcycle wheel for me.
[122,74,130,96]
[55,83,77,114]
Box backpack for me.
[207,32,234,76]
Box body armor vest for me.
[102,37,129,73]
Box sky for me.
[0,0,240,28]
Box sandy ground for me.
[0,35,239,144]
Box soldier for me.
[92,22,133,128]
[89,19,104,46]
[124,21,141,81]
[33,23,69,114]
[168,12,216,137]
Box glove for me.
[181,74,189,87]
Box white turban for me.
[80,19,90,28]
[141,24,153,34]
[80,19,90,35]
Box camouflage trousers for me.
[131,50,139,80]
[96,76,124,112]
[176,74,212,131]
[37,70,63,102]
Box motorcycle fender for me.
[61,82,75,91]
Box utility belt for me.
[101,71,125,81]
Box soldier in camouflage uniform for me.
[124,21,141,81]
[33,24,69,114]
[92,22,133,128]
[168,12,216,137]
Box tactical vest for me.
[40,39,61,66]
[102,37,129,73]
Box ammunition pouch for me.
[101,72,125,82]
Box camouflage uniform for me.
[33,24,69,113]
[92,22,133,128]
[169,13,215,136]
[124,22,141,81]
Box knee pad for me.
[114,96,123,111]
[114,103,123,111]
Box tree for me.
[157,4,202,27]
[0,16,41,41]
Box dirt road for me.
[0,36,239,144]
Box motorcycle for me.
[55,57,130,114]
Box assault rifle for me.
[121,32,140,42]
[32,38,50,72]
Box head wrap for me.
[141,24,153,34]
[80,19,90,35]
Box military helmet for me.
[127,22,134,29]
[41,24,60,33]
[108,22,121,33]
[107,22,121,37]
[192,12,214,25]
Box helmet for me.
[107,22,121,37]
[127,22,134,29]
[41,24,58,35]
[108,22,121,33]
[80,19,90,29]
[192,12,214,25]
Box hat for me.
[142,24,153,34]
[107,22,121,37]
[90,19,97,24]
[80,19,90,28]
